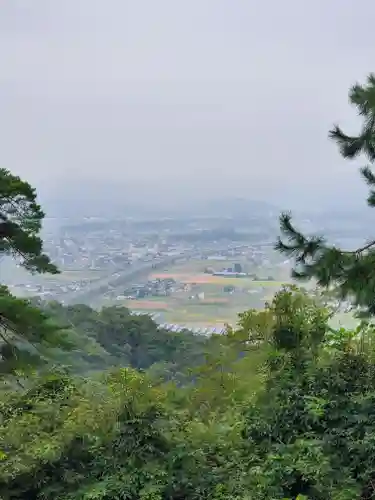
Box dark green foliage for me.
[242,346,375,499]
[0,287,68,347]
[4,286,375,500]
[0,170,64,378]
[0,168,58,274]
[236,285,331,357]
[0,289,73,381]
[0,288,72,381]
[38,301,208,380]
[0,369,245,500]
[276,74,375,317]
[270,286,330,353]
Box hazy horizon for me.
[1,1,375,216]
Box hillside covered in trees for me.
[2,75,375,499]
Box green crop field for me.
[104,256,362,330]
[106,255,297,327]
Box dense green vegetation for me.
[37,300,208,381]
[2,74,375,499]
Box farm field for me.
[108,255,360,330]
[149,272,285,287]
[114,256,295,327]
[122,299,170,311]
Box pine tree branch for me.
[329,125,365,159]
[276,74,375,316]
[361,166,375,186]
[340,240,375,254]
[0,169,58,274]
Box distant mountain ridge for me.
[40,179,279,220]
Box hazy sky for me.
[1,1,374,211]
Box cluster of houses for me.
[122,278,180,299]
